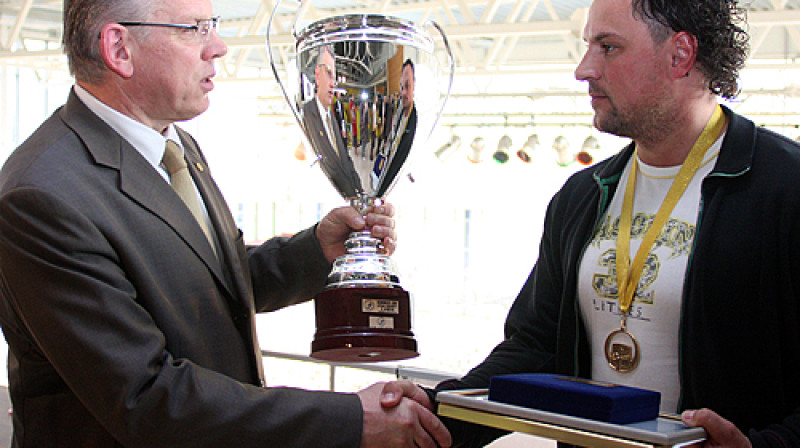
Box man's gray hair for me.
[316,44,334,65]
[63,0,158,83]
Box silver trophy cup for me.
[268,4,453,362]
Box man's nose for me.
[574,50,596,82]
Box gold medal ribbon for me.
[616,105,725,316]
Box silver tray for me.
[437,389,706,448]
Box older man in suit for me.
[301,45,362,199]
[0,0,451,447]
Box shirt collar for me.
[73,84,180,179]
[315,96,329,119]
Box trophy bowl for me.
[268,4,454,362]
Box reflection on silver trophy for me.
[268,5,453,362]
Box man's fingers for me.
[682,408,750,448]
[379,381,406,407]
[380,381,429,408]
[415,403,452,448]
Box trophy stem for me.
[349,195,381,217]
[325,229,400,289]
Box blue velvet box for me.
[488,373,661,424]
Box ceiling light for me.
[468,137,485,163]
[493,135,512,164]
[517,134,538,163]
[553,136,573,166]
[434,135,462,161]
[578,136,600,166]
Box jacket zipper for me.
[572,170,618,376]
[676,166,749,410]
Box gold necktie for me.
[162,140,216,254]
[325,109,339,156]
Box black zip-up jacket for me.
[435,106,800,447]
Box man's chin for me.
[592,115,607,133]
[591,117,615,137]
[174,103,210,123]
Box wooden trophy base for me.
[311,286,419,362]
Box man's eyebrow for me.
[584,31,621,43]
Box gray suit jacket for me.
[0,90,362,447]
[301,99,361,198]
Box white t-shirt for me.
[577,136,723,413]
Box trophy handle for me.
[420,20,456,141]
[266,0,304,133]
[289,0,307,40]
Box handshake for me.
[357,381,451,448]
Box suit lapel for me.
[176,129,251,307]
[177,130,265,383]
[306,102,356,183]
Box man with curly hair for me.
[429,0,800,446]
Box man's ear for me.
[99,23,135,79]
[671,31,697,79]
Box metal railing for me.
[261,349,458,391]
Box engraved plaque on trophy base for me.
[311,287,418,362]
